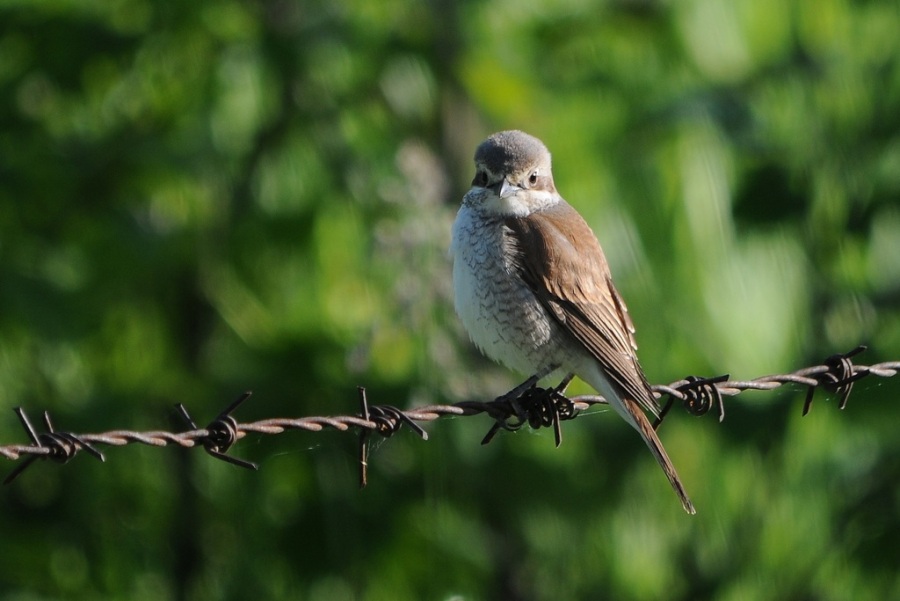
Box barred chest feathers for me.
[450,204,573,376]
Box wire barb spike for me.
[803,345,869,416]
[175,392,259,471]
[3,408,105,485]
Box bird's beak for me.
[489,177,520,199]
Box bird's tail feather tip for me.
[668,472,696,515]
[619,395,698,515]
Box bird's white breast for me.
[450,203,571,376]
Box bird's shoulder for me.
[502,199,612,303]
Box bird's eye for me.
[472,170,488,187]
[528,172,538,186]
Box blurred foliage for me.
[1,0,899,599]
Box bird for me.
[450,130,695,514]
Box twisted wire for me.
[1,346,897,485]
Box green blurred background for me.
[1,0,899,599]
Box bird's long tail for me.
[622,395,696,514]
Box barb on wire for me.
[3,408,106,485]
[357,387,429,488]
[176,391,258,471]
[652,374,731,430]
[803,345,869,415]
[1,345,898,486]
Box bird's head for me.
[466,130,559,217]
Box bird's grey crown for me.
[475,130,551,175]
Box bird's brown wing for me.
[503,201,660,418]
[504,199,696,514]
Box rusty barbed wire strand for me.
[1,345,898,485]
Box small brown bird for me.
[450,130,695,514]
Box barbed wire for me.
[1,345,897,486]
